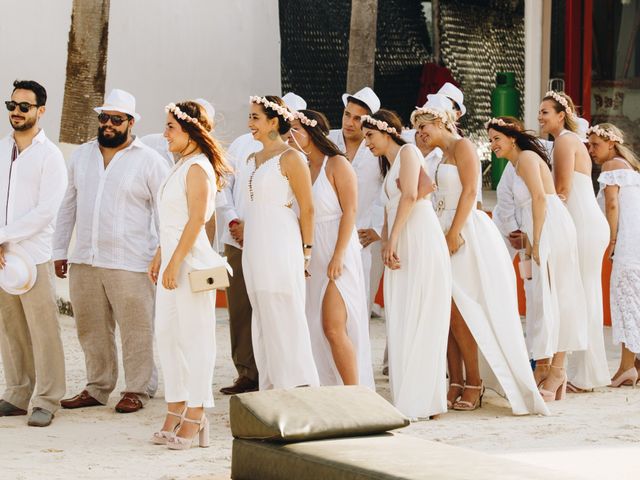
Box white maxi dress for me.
[562,147,610,389]
[597,165,640,354]
[305,157,375,389]
[383,144,452,419]
[242,151,320,390]
[434,163,549,415]
[155,155,221,408]
[513,175,588,359]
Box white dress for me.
[155,155,221,408]
[305,157,375,389]
[434,163,548,416]
[597,165,640,353]
[383,144,452,419]
[242,151,320,390]
[513,174,588,359]
[564,167,610,389]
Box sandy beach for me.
[1,308,639,480]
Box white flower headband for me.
[544,91,577,120]
[587,125,624,144]
[412,106,457,134]
[249,96,295,122]
[295,111,318,128]
[485,118,510,129]
[361,115,399,136]
[165,103,199,125]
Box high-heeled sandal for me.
[446,383,464,409]
[167,414,210,449]
[533,362,551,387]
[609,367,638,388]
[452,382,484,411]
[539,366,567,402]
[151,408,185,445]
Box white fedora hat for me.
[437,82,466,117]
[342,86,380,114]
[94,88,141,121]
[282,92,307,112]
[195,98,216,122]
[425,93,456,113]
[0,244,37,295]
[576,117,589,142]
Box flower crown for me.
[587,125,624,144]
[485,117,512,129]
[165,103,199,125]
[361,115,399,136]
[295,111,318,128]
[250,96,295,122]
[545,91,577,119]
[412,106,457,134]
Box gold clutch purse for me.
[188,265,230,292]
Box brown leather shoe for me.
[60,390,104,409]
[115,393,143,413]
[220,376,259,395]
[0,399,27,416]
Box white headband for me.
[587,125,624,144]
[295,111,318,128]
[361,115,399,136]
[250,96,295,122]
[485,117,510,129]
[165,103,199,125]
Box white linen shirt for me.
[0,129,68,263]
[217,133,261,249]
[328,130,384,234]
[492,161,521,258]
[53,137,170,272]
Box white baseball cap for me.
[194,98,216,123]
[437,82,466,117]
[94,88,141,121]
[576,117,589,142]
[342,87,380,114]
[282,92,307,112]
[0,244,37,295]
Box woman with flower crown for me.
[588,123,640,387]
[241,95,319,390]
[287,109,374,389]
[539,91,610,393]
[487,117,587,402]
[410,96,547,415]
[362,109,451,419]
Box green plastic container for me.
[490,72,520,189]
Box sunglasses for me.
[97,113,129,126]
[5,101,39,113]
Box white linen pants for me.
[155,263,216,408]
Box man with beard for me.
[0,80,68,427]
[53,89,169,414]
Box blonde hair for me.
[410,109,457,134]
[593,123,640,171]
[543,91,578,133]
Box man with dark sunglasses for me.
[53,89,168,415]
[0,80,68,427]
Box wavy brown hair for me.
[170,101,231,190]
[361,109,406,177]
[296,109,344,158]
[487,116,552,169]
[542,91,578,133]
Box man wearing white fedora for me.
[217,91,307,395]
[53,88,169,414]
[0,80,68,427]
[328,87,385,315]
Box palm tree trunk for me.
[59,0,110,145]
[346,0,378,92]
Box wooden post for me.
[346,0,378,92]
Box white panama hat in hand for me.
[0,244,37,295]
[437,82,466,117]
[342,87,381,114]
[282,92,307,112]
[94,88,141,121]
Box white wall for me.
[0,0,281,147]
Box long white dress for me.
[383,144,452,419]
[242,151,320,390]
[564,166,610,389]
[597,165,640,354]
[513,174,588,359]
[434,163,548,415]
[155,155,220,408]
[305,157,375,389]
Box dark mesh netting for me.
[279,0,432,128]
